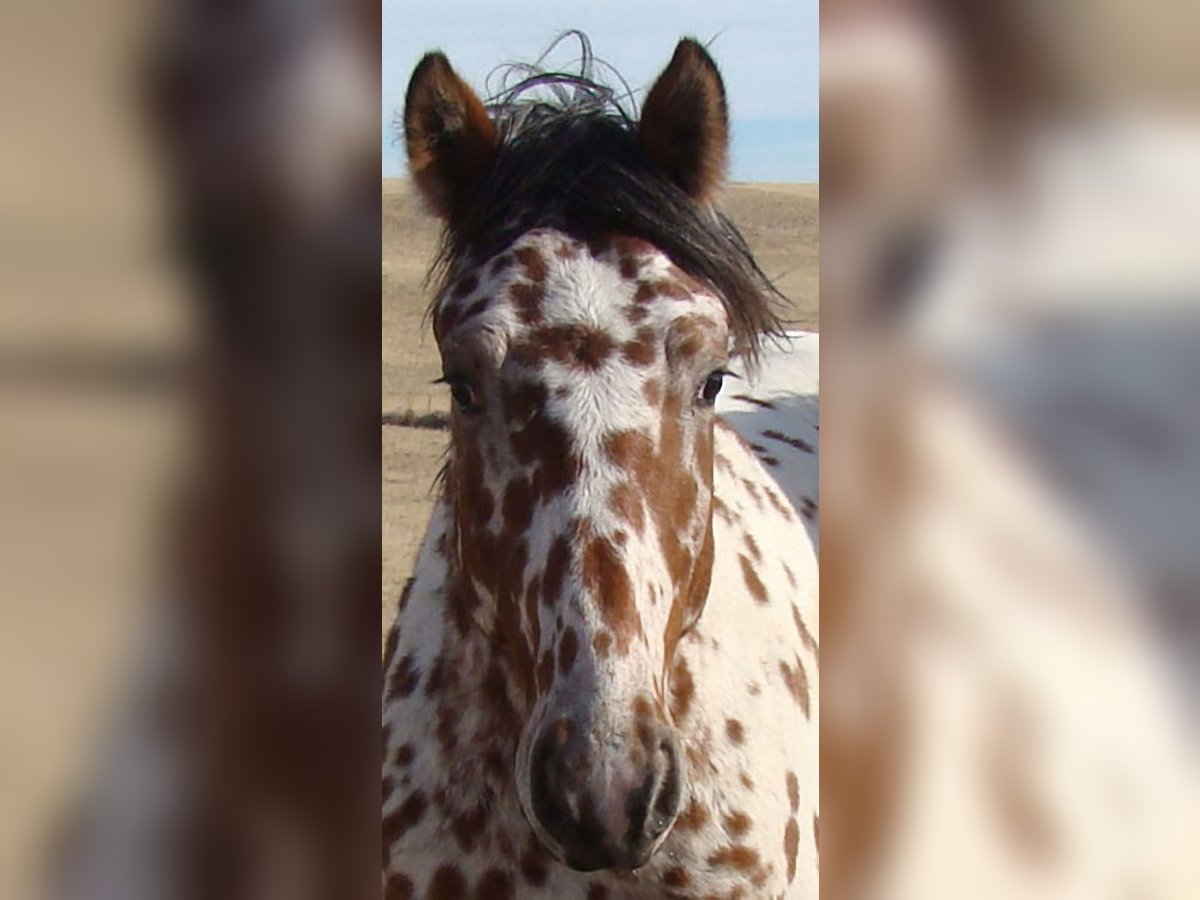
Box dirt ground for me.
[382,178,819,618]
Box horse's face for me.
[405,37,737,870]
[435,229,729,869]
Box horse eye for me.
[444,375,480,413]
[697,370,727,407]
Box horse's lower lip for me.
[563,844,655,872]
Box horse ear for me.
[638,39,729,204]
[404,52,496,220]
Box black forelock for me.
[420,32,786,365]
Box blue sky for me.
[382,0,818,182]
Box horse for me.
[383,38,820,899]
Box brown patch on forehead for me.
[509,280,545,325]
[622,326,658,367]
[667,314,724,365]
[634,278,692,305]
[514,245,548,283]
[513,324,617,372]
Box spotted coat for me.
[383,230,819,899]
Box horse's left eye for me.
[697,370,727,407]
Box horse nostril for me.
[651,735,683,822]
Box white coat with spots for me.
[385,40,819,900]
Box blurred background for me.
[2,1,379,897]
[821,0,1200,897]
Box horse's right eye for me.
[443,375,480,414]
[697,370,728,408]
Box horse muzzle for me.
[528,712,683,871]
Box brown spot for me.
[670,656,695,722]
[451,804,489,853]
[713,497,735,525]
[792,605,818,654]
[387,654,420,700]
[382,790,427,849]
[784,817,800,883]
[766,488,794,521]
[634,279,691,304]
[592,631,612,658]
[663,866,691,889]
[725,718,746,745]
[581,536,640,653]
[586,886,609,900]
[677,797,710,831]
[787,771,800,812]
[643,378,663,407]
[473,868,514,899]
[667,315,720,362]
[743,533,762,562]
[558,627,579,675]
[724,810,752,837]
[782,563,798,589]
[707,845,761,872]
[609,481,646,534]
[385,873,414,900]
[509,281,545,324]
[762,428,814,454]
[515,246,548,283]
[622,327,658,366]
[453,274,479,299]
[394,743,415,768]
[428,865,467,900]
[520,835,549,886]
[780,657,811,718]
[739,554,768,604]
[741,479,764,510]
[526,324,617,371]
[801,496,818,520]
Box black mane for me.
[422,33,787,365]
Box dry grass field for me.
[382,178,819,616]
